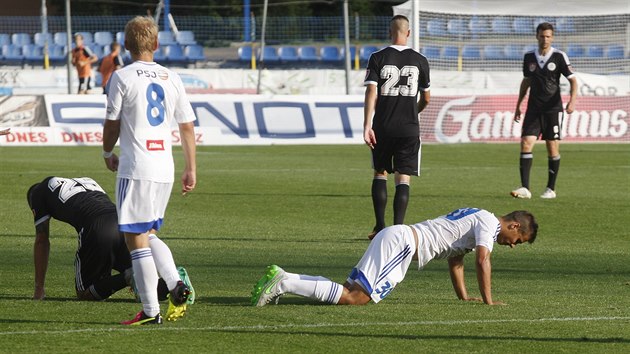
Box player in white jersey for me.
[252,208,537,306]
[102,16,196,325]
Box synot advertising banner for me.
[0,94,628,146]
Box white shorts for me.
[347,225,415,303]
[116,178,173,233]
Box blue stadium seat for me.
[153,46,166,63]
[341,46,357,61]
[469,17,489,35]
[504,44,523,60]
[48,44,66,64]
[23,44,44,64]
[523,44,537,54]
[566,44,584,58]
[555,17,576,33]
[447,19,468,35]
[11,33,31,46]
[34,32,53,47]
[0,33,9,47]
[491,17,512,34]
[442,46,459,59]
[115,32,125,46]
[2,44,24,64]
[76,32,93,44]
[426,19,447,36]
[422,46,440,59]
[259,46,279,62]
[359,45,378,61]
[513,17,533,34]
[184,44,206,62]
[534,18,555,28]
[158,31,176,45]
[462,45,481,59]
[606,45,625,59]
[320,46,341,62]
[175,31,196,46]
[54,32,68,46]
[585,45,604,58]
[278,46,299,62]
[164,44,187,64]
[298,46,318,62]
[238,46,253,61]
[88,44,103,59]
[483,45,504,60]
[94,31,113,46]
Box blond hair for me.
[124,16,158,56]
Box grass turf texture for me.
[0,143,628,353]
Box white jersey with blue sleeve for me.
[105,61,195,183]
[412,208,501,269]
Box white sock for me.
[148,234,180,290]
[130,248,160,316]
[281,277,343,304]
[285,271,330,282]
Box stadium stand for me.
[359,45,378,61]
[0,33,9,47]
[483,45,505,60]
[163,44,187,65]
[462,45,481,59]
[184,44,206,63]
[48,44,66,65]
[566,44,584,58]
[158,31,176,45]
[469,17,489,36]
[11,33,31,46]
[94,31,113,46]
[238,45,253,62]
[340,46,356,61]
[555,17,576,33]
[491,17,512,34]
[176,31,197,46]
[320,45,341,62]
[442,45,459,59]
[278,46,299,62]
[76,31,93,44]
[447,18,468,35]
[298,46,318,62]
[586,45,604,58]
[88,44,103,59]
[606,45,625,59]
[53,32,67,46]
[115,31,125,45]
[426,19,447,36]
[512,17,533,34]
[504,44,523,60]
[23,44,43,65]
[153,46,166,63]
[34,32,53,46]
[258,46,279,62]
[2,44,23,65]
[422,45,440,59]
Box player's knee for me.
[338,286,371,305]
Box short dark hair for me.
[504,210,538,243]
[391,14,409,23]
[536,22,554,34]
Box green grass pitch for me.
[0,143,629,352]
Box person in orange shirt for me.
[98,42,124,94]
[71,34,98,94]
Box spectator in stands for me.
[512,22,578,200]
[102,16,197,325]
[98,42,124,95]
[363,15,431,240]
[71,33,98,94]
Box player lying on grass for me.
[27,176,195,308]
[252,208,537,306]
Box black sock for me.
[547,156,560,190]
[519,152,533,189]
[91,273,127,300]
[371,178,387,231]
[393,184,410,225]
[157,278,169,301]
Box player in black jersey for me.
[363,15,430,239]
[512,22,578,200]
[27,176,169,301]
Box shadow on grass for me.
[211,328,630,343]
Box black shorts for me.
[521,111,564,140]
[371,136,421,176]
[75,213,131,292]
[78,77,91,92]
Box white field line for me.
[1,316,629,336]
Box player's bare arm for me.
[33,220,50,300]
[475,246,504,305]
[514,78,531,122]
[179,121,197,195]
[566,76,578,114]
[102,119,120,172]
[363,84,377,148]
[418,89,430,113]
[448,254,481,302]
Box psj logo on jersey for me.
[136,70,169,80]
